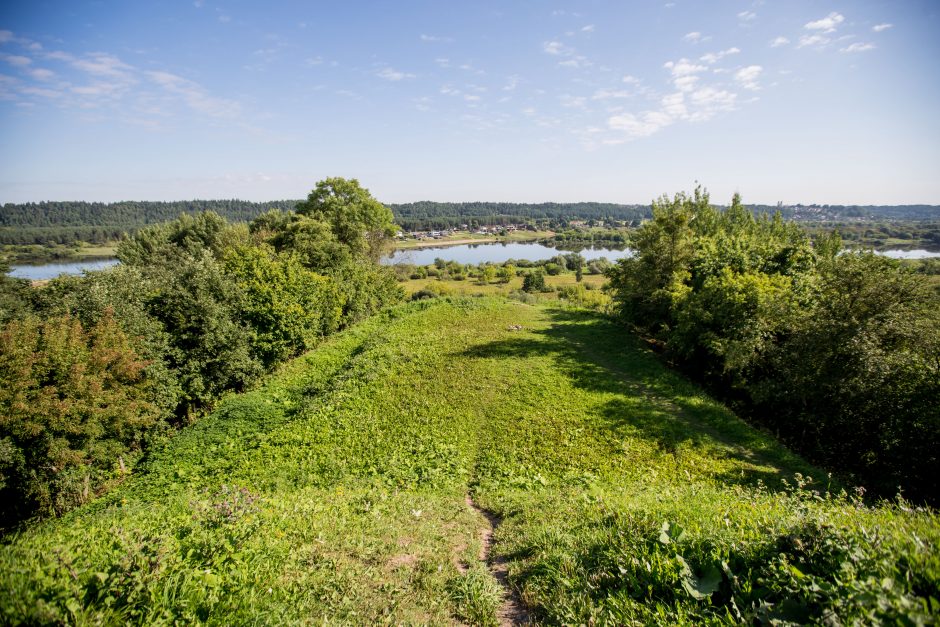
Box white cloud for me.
[30,68,55,81]
[3,55,31,67]
[840,42,875,53]
[543,41,568,55]
[872,23,893,32]
[305,56,323,66]
[560,94,587,109]
[52,51,134,78]
[738,11,757,22]
[734,65,763,90]
[434,58,450,68]
[148,70,241,119]
[673,75,700,92]
[420,34,453,43]
[0,30,13,43]
[622,75,639,84]
[689,87,736,114]
[661,92,687,117]
[770,36,790,47]
[798,34,830,48]
[699,47,740,63]
[805,12,844,33]
[664,58,707,77]
[503,75,519,91]
[440,85,460,96]
[684,31,703,42]
[558,57,590,68]
[608,110,674,138]
[581,24,595,33]
[377,67,415,81]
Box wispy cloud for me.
[684,31,710,43]
[700,47,740,64]
[148,70,241,119]
[581,25,595,33]
[872,23,893,33]
[738,11,757,22]
[797,34,830,48]
[376,67,415,81]
[3,55,32,67]
[734,65,763,90]
[770,36,790,48]
[543,41,570,56]
[805,12,844,33]
[840,42,875,53]
[420,34,454,43]
[592,88,633,100]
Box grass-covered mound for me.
[1,298,937,625]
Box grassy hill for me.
[1,298,937,625]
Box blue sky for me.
[1,1,938,205]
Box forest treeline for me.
[608,189,940,504]
[388,201,649,230]
[0,178,402,526]
[5,198,937,246]
[0,200,298,245]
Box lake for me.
[7,258,120,281]
[382,242,632,266]
[5,246,939,281]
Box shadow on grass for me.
[459,307,815,491]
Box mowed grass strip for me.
[0,298,937,625]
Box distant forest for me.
[2,198,939,245]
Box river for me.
[382,242,632,266]
[6,245,939,280]
[7,258,120,281]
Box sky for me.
[1,0,938,205]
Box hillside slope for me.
[1,298,937,625]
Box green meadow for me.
[1,298,937,625]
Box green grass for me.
[1,298,937,624]
[402,271,608,298]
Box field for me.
[401,272,608,299]
[1,298,937,625]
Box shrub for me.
[522,270,546,293]
[0,311,162,522]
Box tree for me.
[499,264,516,284]
[0,311,161,520]
[522,270,546,293]
[223,245,343,367]
[294,178,397,262]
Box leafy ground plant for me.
[0,298,936,624]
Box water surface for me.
[8,259,119,281]
[383,242,631,266]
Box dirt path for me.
[464,493,532,626]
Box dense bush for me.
[608,189,940,503]
[0,178,402,525]
[522,270,546,293]
[0,311,162,519]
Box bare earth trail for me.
[464,492,532,626]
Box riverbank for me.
[0,242,120,265]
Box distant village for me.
[397,220,622,241]
[397,223,535,240]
